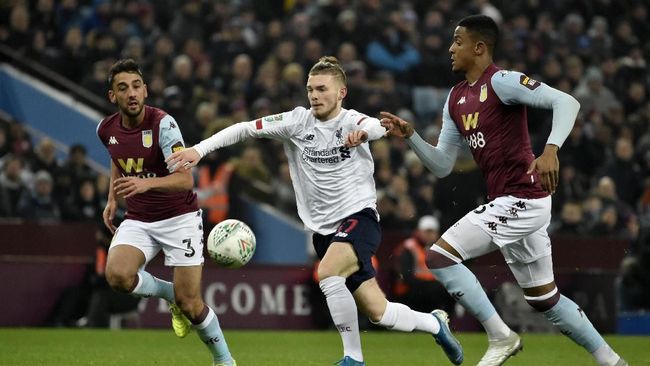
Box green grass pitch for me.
[0,328,647,365]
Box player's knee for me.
[175,292,203,318]
[365,304,385,323]
[526,291,561,312]
[105,266,137,292]
[317,261,344,281]
[426,249,457,269]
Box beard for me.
[122,102,144,117]
[311,104,336,121]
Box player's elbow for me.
[437,166,453,178]
[568,95,580,112]
[433,156,455,178]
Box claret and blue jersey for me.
[97,105,198,222]
[442,64,575,200]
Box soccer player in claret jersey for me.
[166,56,463,366]
[97,59,236,366]
[381,15,627,366]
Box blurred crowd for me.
[1,0,650,309]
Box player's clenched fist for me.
[344,130,368,147]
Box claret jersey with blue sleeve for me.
[97,105,198,222]
[444,64,549,200]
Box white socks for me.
[482,313,512,341]
[375,301,441,334]
[592,343,622,366]
[319,276,363,361]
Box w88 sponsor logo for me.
[465,132,486,149]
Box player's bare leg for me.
[174,265,235,366]
[318,242,364,365]
[105,245,175,301]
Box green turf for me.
[0,328,647,365]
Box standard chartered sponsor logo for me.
[301,147,341,164]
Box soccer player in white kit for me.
[381,15,627,366]
[166,56,463,366]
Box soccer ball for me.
[207,219,256,268]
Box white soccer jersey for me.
[195,107,386,234]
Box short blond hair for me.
[308,56,346,86]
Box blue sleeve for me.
[491,71,580,148]
[406,90,463,177]
[159,115,186,165]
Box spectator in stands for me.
[618,252,650,312]
[330,9,366,56]
[57,144,95,200]
[573,67,619,115]
[366,11,421,81]
[228,146,273,208]
[3,5,30,52]
[553,164,589,214]
[271,162,297,218]
[168,0,204,47]
[222,53,256,108]
[279,63,309,111]
[600,138,644,207]
[57,26,86,83]
[17,170,61,222]
[0,124,9,158]
[142,34,175,79]
[165,54,195,119]
[553,201,587,236]
[0,154,28,217]
[559,118,603,178]
[62,177,102,221]
[81,60,111,99]
[30,138,61,180]
[392,215,454,314]
[8,122,33,158]
[587,16,612,64]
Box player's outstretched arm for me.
[166,147,201,172]
[380,110,462,178]
[379,111,414,138]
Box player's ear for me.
[475,41,487,56]
[339,86,347,100]
[108,90,116,104]
[144,83,148,99]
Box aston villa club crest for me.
[480,84,488,102]
[142,130,153,148]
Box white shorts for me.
[439,195,554,287]
[110,210,204,267]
